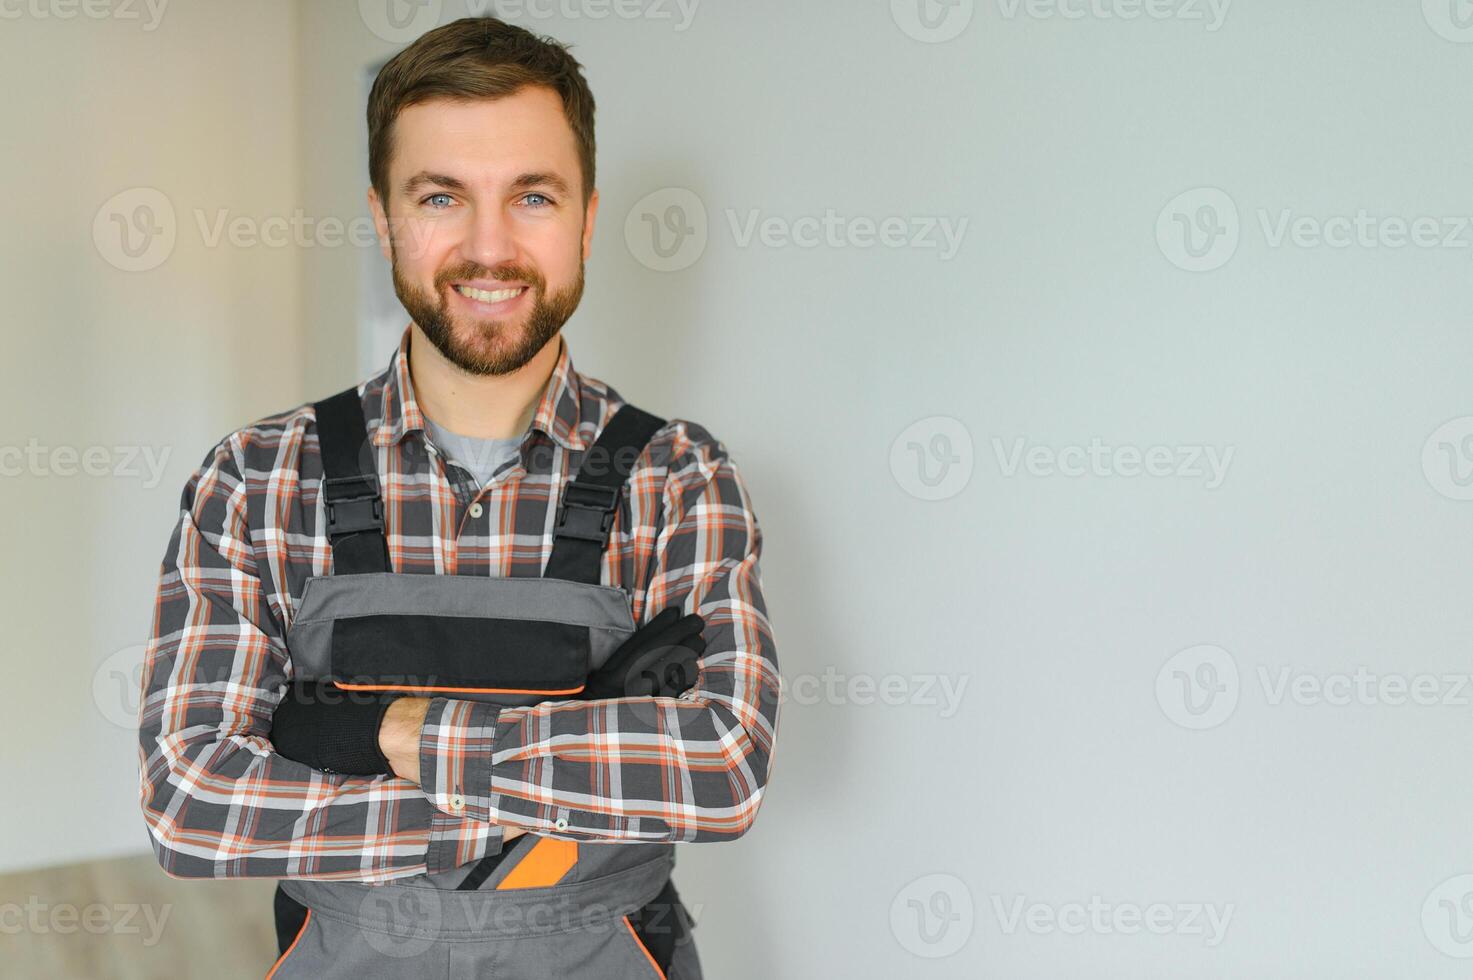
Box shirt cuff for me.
[419,696,500,824]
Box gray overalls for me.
[266,386,703,979]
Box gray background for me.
[5,0,1473,976]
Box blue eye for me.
[422,193,453,208]
[523,193,551,208]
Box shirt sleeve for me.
[417,427,783,843]
[136,436,498,880]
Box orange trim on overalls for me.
[622,915,668,979]
[334,681,586,696]
[264,908,311,979]
[495,837,579,890]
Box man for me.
[136,17,779,978]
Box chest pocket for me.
[282,385,664,708]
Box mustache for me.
[436,267,543,289]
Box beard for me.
[391,244,585,377]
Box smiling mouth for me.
[452,283,528,305]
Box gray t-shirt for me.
[423,416,523,490]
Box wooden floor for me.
[0,852,278,979]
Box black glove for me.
[269,680,401,776]
[580,606,706,700]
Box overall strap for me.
[313,386,390,575]
[542,403,666,585]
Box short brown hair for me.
[367,16,596,214]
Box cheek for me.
[395,217,459,270]
[526,236,581,283]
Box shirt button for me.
[553,817,569,831]
[449,794,465,811]
[469,503,484,519]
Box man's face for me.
[368,85,598,376]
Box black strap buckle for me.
[554,482,620,543]
[323,476,384,537]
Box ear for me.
[368,186,392,263]
[581,187,599,263]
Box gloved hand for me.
[579,606,706,700]
[269,679,401,776]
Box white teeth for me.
[455,284,525,304]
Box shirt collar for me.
[371,324,587,452]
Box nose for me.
[460,202,518,271]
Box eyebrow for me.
[400,170,572,198]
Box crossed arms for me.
[136,430,780,881]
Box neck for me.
[407,325,561,439]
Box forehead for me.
[390,86,580,192]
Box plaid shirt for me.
[137,326,781,881]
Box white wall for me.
[0,0,303,870]
[9,1,1473,976]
